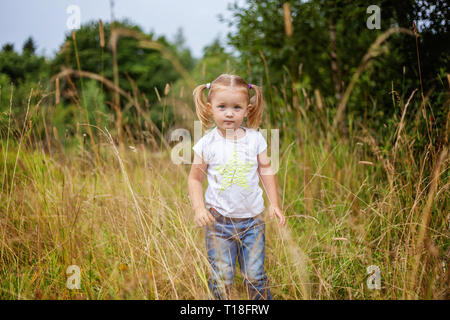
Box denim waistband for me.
[208,207,254,223]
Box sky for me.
[0,0,244,59]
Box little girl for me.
[188,74,285,300]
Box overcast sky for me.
[0,0,243,59]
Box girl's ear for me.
[206,102,213,117]
[245,104,253,116]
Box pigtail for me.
[192,84,213,130]
[247,84,264,129]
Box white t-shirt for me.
[192,126,267,218]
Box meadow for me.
[0,9,448,299]
[1,74,448,299]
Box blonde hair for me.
[192,74,264,130]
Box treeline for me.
[0,0,448,153]
[0,20,196,144]
[220,0,449,151]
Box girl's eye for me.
[218,105,225,109]
[234,106,241,110]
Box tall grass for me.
[0,25,448,300]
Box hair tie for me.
[206,83,211,89]
[248,83,252,89]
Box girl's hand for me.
[269,205,286,226]
[194,207,215,227]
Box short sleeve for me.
[192,137,207,162]
[256,131,268,155]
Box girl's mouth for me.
[224,121,234,124]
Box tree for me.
[221,0,449,134]
[189,36,243,83]
[0,41,47,84]
[23,37,37,55]
[1,43,14,52]
[50,19,196,133]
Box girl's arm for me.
[188,153,215,227]
[257,149,286,226]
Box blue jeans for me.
[205,207,272,300]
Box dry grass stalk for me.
[53,126,59,143]
[99,19,105,48]
[408,146,448,298]
[393,89,417,162]
[164,83,170,96]
[283,3,293,37]
[314,89,323,112]
[55,77,60,105]
[51,68,132,101]
[332,27,415,134]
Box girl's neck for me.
[217,126,246,140]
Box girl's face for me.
[207,87,251,134]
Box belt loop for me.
[208,207,220,219]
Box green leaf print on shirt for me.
[216,147,253,194]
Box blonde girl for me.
[188,74,285,300]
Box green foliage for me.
[1,2,448,150]
[190,37,244,83]
[222,0,449,140]
[0,39,49,85]
[52,21,189,99]
[22,37,37,55]
[49,20,195,132]
[0,38,50,119]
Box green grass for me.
[0,99,448,299]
